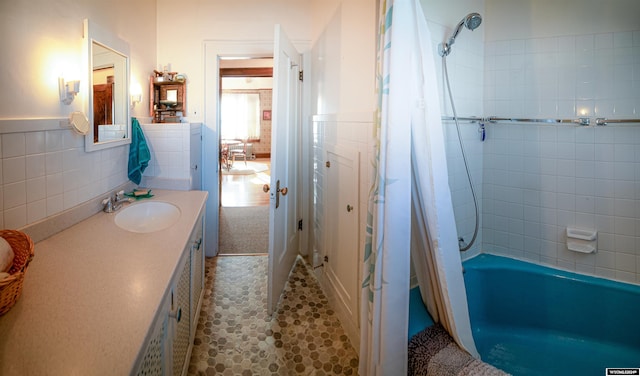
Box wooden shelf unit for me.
[150,72,186,123]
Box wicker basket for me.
[0,230,34,315]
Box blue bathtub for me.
[463,254,640,375]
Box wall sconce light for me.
[59,77,80,105]
[130,81,142,107]
[131,93,142,106]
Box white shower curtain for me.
[360,1,478,374]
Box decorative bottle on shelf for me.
[162,66,170,81]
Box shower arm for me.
[438,21,465,57]
[448,20,466,46]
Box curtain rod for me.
[441,116,640,126]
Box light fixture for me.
[131,93,142,106]
[59,77,80,105]
[130,81,142,107]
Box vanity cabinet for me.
[135,209,205,376]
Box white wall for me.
[156,0,313,121]
[0,0,155,120]
[482,0,640,284]
[310,0,376,115]
[0,0,156,230]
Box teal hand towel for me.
[128,118,151,185]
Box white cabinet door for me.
[190,125,202,190]
[171,251,191,376]
[135,296,169,376]
[190,213,205,339]
[324,144,360,325]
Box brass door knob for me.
[279,187,288,196]
[263,184,270,193]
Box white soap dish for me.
[566,227,597,254]
[567,242,596,254]
[566,227,597,241]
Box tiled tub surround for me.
[482,30,640,284]
[0,190,208,375]
[484,30,640,120]
[483,123,640,284]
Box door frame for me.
[202,40,312,259]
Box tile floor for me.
[187,255,360,375]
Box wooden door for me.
[93,83,113,142]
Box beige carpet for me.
[219,206,269,254]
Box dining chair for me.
[230,140,248,166]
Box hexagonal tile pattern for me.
[188,255,359,375]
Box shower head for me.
[438,12,483,57]
[464,13,483,31]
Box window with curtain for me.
[220,91,261,140]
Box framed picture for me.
[262,110,272,120]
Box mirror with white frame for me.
[84,19,131,151]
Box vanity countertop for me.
[0,189,208,376]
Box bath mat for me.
[221,161,269,175]
[218,206,269,254]
[408,324,510,376]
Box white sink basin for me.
[114,201,181,233]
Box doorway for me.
[203,34,310,315]
[218,59,273,255]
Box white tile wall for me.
[485,31,640,119]
[484,123,640,284]
[141,124,192,181]
[483,29,640,284]
[427,17,485,259]
[97,124,127,141]
[139,123,201,191]
[0,127,129,230]
[443,121,484,257]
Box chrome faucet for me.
[102,190,133,213]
